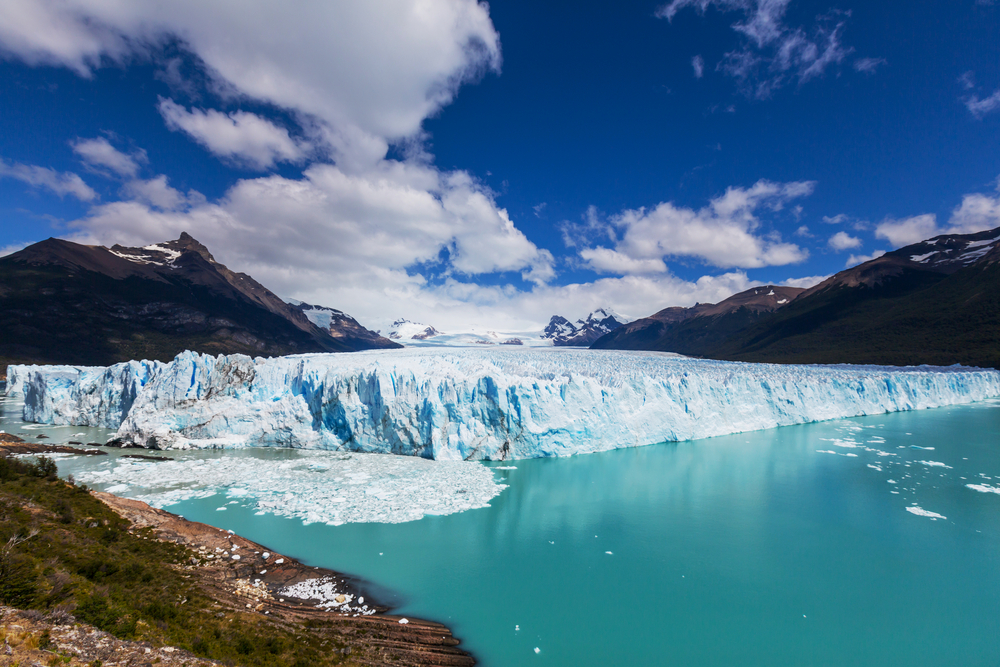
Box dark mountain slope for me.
[289,300,399,350]
[595,226,1000,368]
[0,234,388,366]
[715,250,1000,368]
[591,285,803,354]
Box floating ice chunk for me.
[105,484,129,494]
[275,558,284,564]
[867,464,882,471]
[399,618,409,625]
[605,551,613,555]
[906,506,946,520]
[262,552,270,560]
[910,445,935,450]
[73,449,505,525]
[496,466,517,470]
[216,507,227,511]
[816,450,837,454]
[534,647,541,654]
[917,460,952,469]
[966,484,1000,494]
[887,480,897,484]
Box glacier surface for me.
[9,348,1000,460]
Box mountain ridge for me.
[592,226,1000,369]
[0,233,395,367]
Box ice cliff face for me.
[9,348,1000,460]
[10,360,162,429]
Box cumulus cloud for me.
[657,0,858,98]
[0,0,500,168]
[572,179,813,273]
[948,191,1000,232]
[827,230,861,250]
[781,274,827,289]
[0,159,96,201]
[69,157,554,304]
[71,137,147,177]
[158,99,310,170]
[872,189,1000,248]
[874,214,940,247]
[120,175,199,211]
[845,249,885,267]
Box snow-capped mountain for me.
[386,319,442,341]
[288,301,399,350]
[542,308,628,346]
[0,232,394,365]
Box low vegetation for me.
[0,453,354,666]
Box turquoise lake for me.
[4,396,1000,665]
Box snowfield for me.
[8,348,1000,460]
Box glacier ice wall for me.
[12,348,1000,460]
[10,360,162,429]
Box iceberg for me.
[9,348,1000,460]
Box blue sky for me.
[0,0,998,331]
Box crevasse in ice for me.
[9,348,1000,460]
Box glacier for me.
[8,348,1000,460]
[9,360,163,429]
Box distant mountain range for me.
[593,226,1000,369]
[0,233,397,367]
[385,319,442,341]
[542,308,628,346]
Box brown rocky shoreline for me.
[0,433,476,666]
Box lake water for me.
[4,394,1000,665]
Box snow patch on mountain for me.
[386,319,441,341]
[542,308,629,346]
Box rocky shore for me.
[0,433,475,666]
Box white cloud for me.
[964,89,1000,118]
[579,248,668,275]
[71,137,146,177]
[853,57,886,74]
[821,213,848,224]
[575,180,813,273]
[692,54,705,78]
[0,241,32,257]
[948,192,1000,232]
[0,0,500,168]
[846,249,885,267]
[120,175,197,211]
[158,99,309,170]
[0,159,96,201]
[871,190,1000,249]
[794,224,813,237]
[69,157,554,304]
[827,230,861,250]
[781,274,827,289]
[658,0,857,98]
[874,214,939,247]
